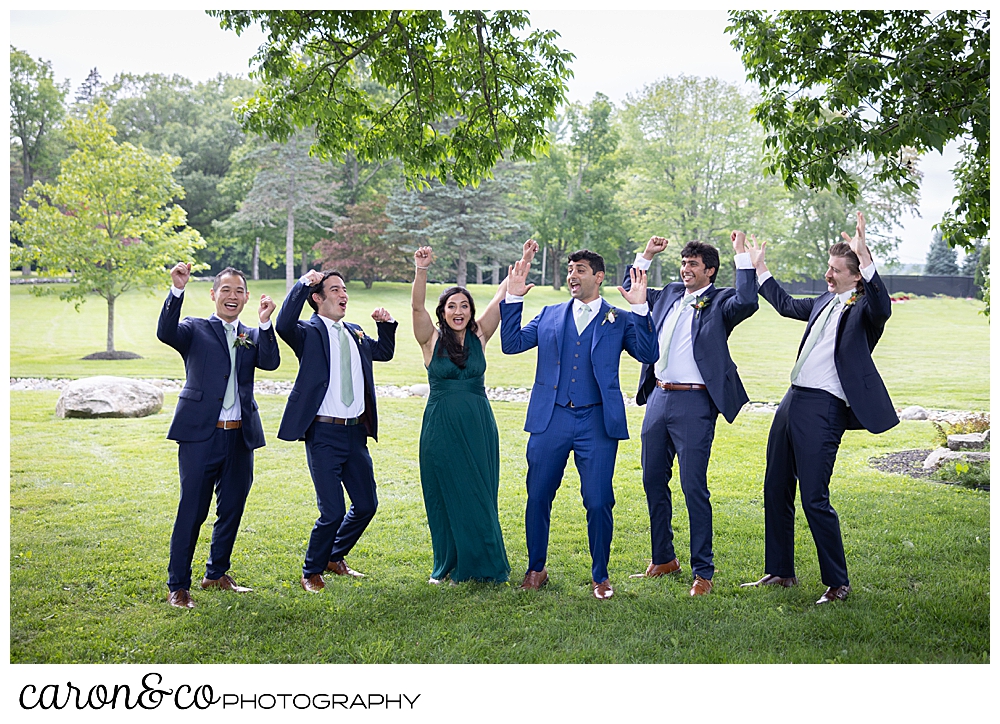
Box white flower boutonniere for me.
[233,332,255,349]
[602,309,618,325]
[353,328,366,341]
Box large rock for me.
[408,383,430,397]
[56,376,163,419]
[898,405,929,420]
[922,448,990,470]
[947,431,990,451]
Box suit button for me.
[576,341,581,346]
[575,354,579,358]
[553,385,557,389]
[571,378,576,382]
[573,366,577,370]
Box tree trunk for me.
[550,245,562,290]
[21,262,31,277]
[252,237,260,280]
[300,246,309,276]
[654,256,662,287]
[285,207,296,292]
[540,244,547,286]
[491,263,500,285]
[106,295,116,353]
[476,264,483,285]
[456,248,468,287]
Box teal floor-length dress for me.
[419,334,510,582]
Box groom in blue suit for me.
[277,269,396,593]
[157,263,280,609]
[622,231,758,596]
[501,248,658,599]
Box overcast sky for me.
[10,7,964,265]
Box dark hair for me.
[307,270,346,312]
[567,249,605,275]
[435,287,479,368]
[213,267,248,291]
[828,242,865,293]
[680,241,720,284]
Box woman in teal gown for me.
[410,242,536,583]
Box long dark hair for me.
[435,287,478,368]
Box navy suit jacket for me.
[500,297,659,440]
[157,290,280,449]
[275,281,396,442]
[625,266,758,423]
[760,270,898,434]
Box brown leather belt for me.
[656,381,707,391]
[314,415,360,425]
[216,420,242,429]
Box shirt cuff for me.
[632,254,653,271]
[734,252,752,270]
[298,274,312,285]
[505,293,524,304]
[630,303,649,316]
[170,285,184,297]
[258,319,272,330]
[757,270,773,285]
[860,261,876,282]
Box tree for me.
[210,10,573,186]
[617,76,791,286]
[10,46,69,192]
[315,196,411,288]
[525,95,626,289]
[961,243,981,276]
[925,229,959,276]
[727,10,989,249]
[11,103,204,358]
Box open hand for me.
[259,294,275,323]
[841,211,867,254]
[747,235,767,271]
[507,259,534,297]
[170,262,192,290]
[617,267,648,305]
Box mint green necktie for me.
[331,321,355,406]
[790,297,842,383]
[654,293,696,376]
[575,303,591,334]
[223,322,237,409]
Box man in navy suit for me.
[157,263,280,609]
[277,269,396,593]
[742,212,897,604]
[623,232,758,596]
[501,249,658,600]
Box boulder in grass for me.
[947,432,990,451]
[56,376,163,419]
[898,405,928,420]
[409,383,430,397]
[923,448,990,470]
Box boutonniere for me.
[233,332,254,349]
[353,328,366,341]
[692,296,711,316]
[844,292,859,307]
[602,308,618,325]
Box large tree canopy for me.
[210,10,573,187]
[727,10,989,249]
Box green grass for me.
[9,282,991,410]
[10,391,989,664]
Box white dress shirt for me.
[316,315,366,419]
[757,263,876,403]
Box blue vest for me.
[555,304,602,408]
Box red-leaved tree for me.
[315,196,412,289]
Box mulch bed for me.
[869,449,989,491]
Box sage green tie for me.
[790,297,842,383]
[331,321,355,406]
[575,303,591,335]
[222,322,237,409]
[654,293,696,376]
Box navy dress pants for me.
[302,421,378,576]
[169,428,253,592]
[763,386,850,588]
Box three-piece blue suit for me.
[760,271,897,587]
[625,266,758,580]
[501,297,658,583]
[157,290,280,592]
[276,281,396,577]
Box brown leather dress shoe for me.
[327,560,365,577]
[592,579,614,600]
[300,573,325,593]
[815,585,851,604]
[201,574,252,592]
[740,573,799,588]
[168,589,195,609]
[689,575,713,596]
[519,568,549,590]
[630,558,682,578]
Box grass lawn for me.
[8,280,991,410]
[10,391,989,664]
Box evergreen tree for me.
[925,229,960,275]
[961,244,981,276]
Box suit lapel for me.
[655,286,683,329]
[690,284,714,343]
[209,316,230,356]
[552,300,570,358]
[591,299,611,352]
[310,314,332,369]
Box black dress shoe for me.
[815,585,851,604]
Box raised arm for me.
[749,236,814,321]
[157,262,194,354]
[720,231,758,326]
[478,239,538,345]
[411,246,438,364]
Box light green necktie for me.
[654,293,696,376]
[575,303,591,335]
[790,297,842,383]
[222,322,237,409]
[331,321,355,406]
